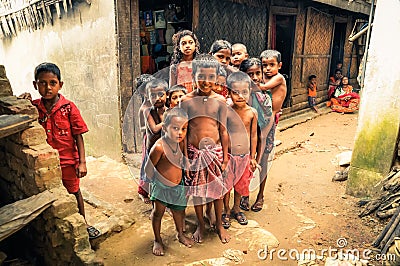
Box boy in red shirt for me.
[23,62,100,239]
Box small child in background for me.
[222,71,258,229]
[209,39,238,77]
[166,84,187,109]
[139,78,168,204]
[307,74,321,114]
[213,66,228,98]
[169,30,200,93]
[145,108,193,256]
[209,40,232,66]
[231,43,249,69]
[136,74,156,203]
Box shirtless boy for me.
[222,71,258,228]
[180,54,230,244]
[250,49,287,212]
[139,79,168,203]
[145,108,193,256]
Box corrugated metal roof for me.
[312,0,371,15]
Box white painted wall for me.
[0,2,122,160]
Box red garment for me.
[226,154,253,196]
[61,165,80,193]
[33,94,88,166]
[186,143,227,199]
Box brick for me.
[0,96,38,118]
[0,78,12,97]
[10,122,47,146]
[20,145,60,170]
[34,166,63,191]
[50,196,78,219]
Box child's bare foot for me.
[177,233,194,247]
[152,240,164,256]
[216,227,230,244]
[192,225,205,243]
[139,194,151,204]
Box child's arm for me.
[259,74,285,91]
[169,64,177,88]
[218,104,229,171]
[139,107,147,133]
[74,134,87,178]
[144,108,163,134]
[144,142,163,181]
[249,109,258,171]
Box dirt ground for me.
[81,111,386,266]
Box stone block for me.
[0,166,15,182]
[23,146,60,170]
[34,166,63,191]
[10,122,47,146]
[64,213,87,239]
[74,236,91,253]
[0,96,38,117]
[0,78,12,97]
[50,196,78,219]
[50,229,65,248]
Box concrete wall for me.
[347,0,400,197]
[0,2,121,160]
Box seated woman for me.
[327,68,343,99]
[329,76,360,113]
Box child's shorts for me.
[150,178,187,211]
[61,165,80,194]
[226,154,253,197]
[308,96,316,107]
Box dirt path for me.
[84,112,384,265]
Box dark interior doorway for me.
[273,15,296,108]
[330,22,347,76]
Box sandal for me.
[222,213,231,229]
[251,199,264,212]
[240,196,250,211]
[87,226,101,239]
[230,211,248,225]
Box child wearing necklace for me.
[145,108,193,256]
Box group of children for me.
[136,30,287,256]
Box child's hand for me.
[76,162,87,178]
[221,159,229,172]
[250,159,259,172]
[18,92,32,101]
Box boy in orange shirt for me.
[307,74,321,114]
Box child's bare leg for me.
[171,209,193,247]
[253,153,268,212]
[213,198,230,244]
[192,197,205,243]
[74,189,86,220]
[152,200,166,256]
[205,201,216,229]
[232,190,242,214]
[223,192,231,215]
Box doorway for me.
[272,15,296,108]
[330,22,347,76]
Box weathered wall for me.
[0,2,121,160]
[347,0,400,197]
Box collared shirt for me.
[33,94,88,166]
